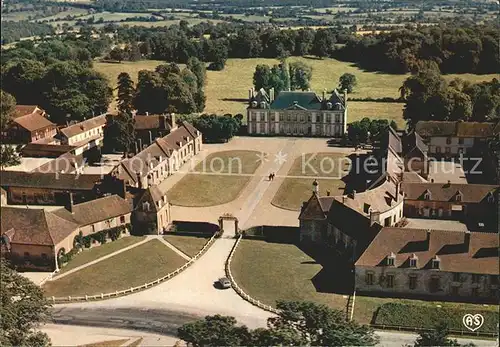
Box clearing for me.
[43,239,186,297]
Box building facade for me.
[247,88,347,137]
[58,114,107,155]
[133,185,171,234]
[2,105,57,144]
[355,228,499,303]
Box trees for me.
[134,70,168,114]
[0,259,51,347]
[187,57,207,112]
[413,323,462,347]
[339,73,357,93]
[117,72,135,115]
[0,91,21,168]
[312,29,336,59]
[347,118,394,145]
[103,113,136,154]
[253,60,311,93]
[177,301,378,347]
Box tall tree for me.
[103,113,136,154]
[339,73,358,93]
[117,72,135,115]
[289,61,313,91]
[0,259,51,346]
[187,57,207,112]
[0,90,21,168]
[253,64,272,91]
[134,70,168,114]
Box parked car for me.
[218,277,231,289]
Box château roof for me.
[270,91,323,110]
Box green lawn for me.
[272,153,349,210]
[43,239,186,297]
[231,239,497,325]
[194,150,262,175]
[168,174,252,207]
[163,234,210,257]
[94,57,495,125]
[58,236,146,274]
[231,239,348,310]
[167,150,261,206]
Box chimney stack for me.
[464,231,471,251]
[395,182,401,201]
[312,179,319,194]
[326,190,330,196]
[270,88,275,103]
[170,113,177,130]
[136,172,142,189]
[149,130,153,145]
[146,111,149,116]
[344,89,348,106]
[66,192,74,214]
[426,229,431,249]
[351,190,356,199]
[322,89,327,101]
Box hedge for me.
[374,302,499,333]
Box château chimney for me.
[269,88,275,103]
[136,172,142,189]
[464,231,471,251]
[65,192,74,214]
[344,89,348,106]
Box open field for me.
[272,153,349,210]
[167,150,261,206]
[58,236,146,274]
[231,239,498,325]
[163,234,209,257]
[43,239,186,297]
[94,57,496,124]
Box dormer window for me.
[142,202,150,211]
[424,190,431,200]
[260,101,266,108]
[386,252,396,266]
[487,192,495,203]
[409,254,418,268]
[251,101,257,108]
[335,102,341,110]
[326,102,332,110]
[431,256,440,269]
[455,191,462,202]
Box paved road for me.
[49,309,497,347]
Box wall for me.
[429,137,475,155]
[7,187,94,205]
[355,266,499,303]
[9,243,56,271]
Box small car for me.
[218,277,231,289]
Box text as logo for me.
[462,314,484,332]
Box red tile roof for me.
[14,113,55,132]
[402,182,498,203]
[356,228,499,275]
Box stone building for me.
[402,130,428,176]
[132,185,171,234]
[2,105,57,144]
[355,228,499,303]
[1,194,132,271]
[247,88,347,137]
[133,113,174,150]
[415,121,498,157]
[402,181,498,230]
[58,114,107,155]
[112,121,202,189]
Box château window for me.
[336,114,340,123]
[455,193,462,202]
[386,274,395,288]
[409,275,417,290]
[365,273,374,285]
[458,138,464,145]
[453,273,460,282]
[491,275,498,285]
[472,274,480,283]
[271,114,275,121]
[487,193,495,203]
[386,252,396,266]
[409,257,417,268]
[471,288,479,297]
[424,192,431,200]
[446,137,452,144]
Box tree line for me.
[401,70,499,127]
[1,21,55,44]
[335,24,499,74]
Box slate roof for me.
[402,182,498,203]
[14,113,55,132]
[356,228,499,275]
[402,131,427,156]
[342,177,402,215]
[415,121,497,138]
[270,91,323,110]
[386,126,402,154]
[299,193,328,220]
[60,114,107,138]
[54,195,132,226]
[0,171,100,190]
[135,186,166,212]
[1,207,78,246]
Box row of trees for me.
[1,58,112,124]
[336,24,499,74]
[177,300,476,347]
[401,71,500,126]
[0,21,54,44]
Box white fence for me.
[225,235,279,315]
[51,233,218,304]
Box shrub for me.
[374,303,498,333]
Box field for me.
[163,234,209,257]
[43,239,186,297]
[272,153,350,210]
[167,150,261,207]
[230,239,498,325]
[94,57,496,124]
[58,236,146,274]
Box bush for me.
[374,303,499,333]
[108,225,128,241]
[207,60,225,71]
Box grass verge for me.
[58,236,146,274]
[163,234,210,257]
[43,239,186,297]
